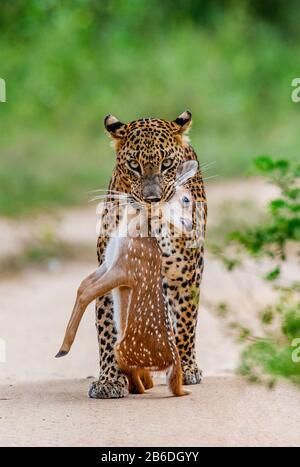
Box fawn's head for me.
[163,160,198,234]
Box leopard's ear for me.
[104,115,126,139]
[173,110,192,134]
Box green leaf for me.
[261,309,274,325]
[274,159,289,172]
[284,188,300,200]
[282,308,300,339]
[216,302,229,317]
[253,155,274,173]
[288,203,300,213]
[264,266,281,281]
[269,198,287,213]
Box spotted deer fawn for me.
[56,161,198,396]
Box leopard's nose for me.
[142,174,161,202]
[144,196,161,203]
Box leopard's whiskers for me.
[89,188,129,196]
[203,174,219,181]
[200,161,216,171]
[89,194,133,203]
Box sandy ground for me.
[0,179,299,447]
[1,377,300,447]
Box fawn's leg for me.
[167,361,189,397]
[167,348,190,397]
[56,266,106,357]
[56,265,128,357]
[127,369,153,393]
[139,370,154,390]
[126,369,145,394]
[114,289,150,395]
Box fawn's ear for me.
[104,115,126,139]
[173,110,192,134]
[176,160,198,185]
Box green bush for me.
[214,156,300,386]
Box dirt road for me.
[1,377,299,447]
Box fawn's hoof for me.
[55,350,68,358]
[182,367,203,385]
[88,380,129,399]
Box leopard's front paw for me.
[182,366,203,385]
[88,379,129,399]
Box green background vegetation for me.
[214,156,300,386]
[0,0,299,216]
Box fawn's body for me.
[111,236,184,395]
[57,234,187,396]
[56,161,199,397]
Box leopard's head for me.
[104,111,194,203]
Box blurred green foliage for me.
[214,156,300,386]
[0,0,300,215]
[230,156,300,261]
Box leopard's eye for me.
[162,158,173,170]
[128,160,140,172]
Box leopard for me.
[89,110,207,399]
